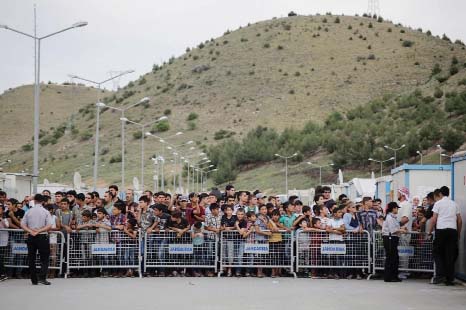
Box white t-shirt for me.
[327,218,344,241]
[397,200,413,231]
[433,197,460,230]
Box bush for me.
[442,34,451,42]
[187,112,198,121]
[450,66,459,75]
[164,109,171,115]
[368,22,373,28]
[334,17,340,23]
[188,121,197,131]
[431,63,441,76]
[138,77,147,85]
[377,16,383,23]
[133,131,142,140]
[22,144,33,152]
[277,45,284,50]
[263,43,270,48]
[452,56,459,65]
[348,25,352,30]
[434,88,443,98]
[109,154,122,164]
[402,40,414,47]
[387,28,392,32]
[80,131,93,141]
[151,120,169,133]
[368,54,376,60]
[436,75,449,83]
[322,18,327,23]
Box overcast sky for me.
[1,0,465,93]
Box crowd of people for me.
[0,183,462,286]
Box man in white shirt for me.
[428,186,462,285]
[396,187,413,279]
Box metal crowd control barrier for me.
[295,230,371,272]
[371,231,434,278]
[219,230,295,277]
[144,230,218,272]
[0,229,65,274]
[67,230,141,277]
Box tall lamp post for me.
[70,71,134,191]
[97,97,150,191]
[146,131,184,191]
[441,153,452,163]
[368,157,395,177]
[201,168,217,191]
[384,144,406,169]
[437,145,443,165]
[416,150,424,165]
[1,9,87,193]
[274,152,298,197]
[120,116,168,191]
[307,162,334,185]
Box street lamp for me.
[416,151,424,165]
[99,97,150,191]
[307,162,334,185]
[441,153,452,161]
[1,7,87,192]
[201,168,218,191]
[70,71,134,191]
[275,152,298,197]
[146,131,185,191]
[384,144,406,169]
[368,157,395,177]
[120,116,168,191]
[437,145,443,165]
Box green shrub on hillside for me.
[402,40,414,47]
[187,112,198,121]
[151,120,170,133]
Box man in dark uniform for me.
[20,194,53,285]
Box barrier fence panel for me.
[295,230,371,272]
[67,230,141,276]
[144,230,218,272]
[219,230,294,276]
[372,231,434,275]
[0,229,65,274]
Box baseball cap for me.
[255,193,267,199]
[179,196,188,202]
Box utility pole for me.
[367,0,380,17]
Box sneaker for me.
[245,272,251,277]
[356,274,363,280]
[0,275,8,282]
[346,274,354,280]
[171,271,179,277]
[398,273,407,280]
[334,274,340,280]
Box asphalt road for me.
[1,278,465,310]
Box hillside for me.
[0,83,112,152]
[1,14,466,191]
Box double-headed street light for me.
[96,97,150,191]
[1,9,87,193]
[274,152,298,197]
[120,116,168,191]
[368,157,395,177]
[384,144,406,169]
[307,162,334,186]
[72,71,134,191]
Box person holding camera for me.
[382,202,407,282]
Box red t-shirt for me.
[185,205,205,226]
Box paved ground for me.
[1,278,465,309]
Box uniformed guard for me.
[381,202,407,282]
[20,193,53,285]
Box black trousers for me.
[27,234,50,283]
[433,228,458,282]
[383,235,399,281]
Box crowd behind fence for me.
[0,228,435,279]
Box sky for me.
[0,0,465,93]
